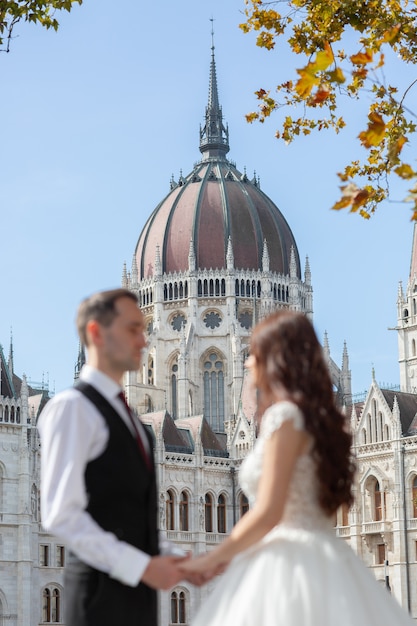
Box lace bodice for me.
[239,401,333,532]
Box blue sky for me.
[1,0,415,396]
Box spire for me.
[199,21,230,160]
[121,262,128,288]
[323,331,330,361]
[21,374,29,424]
[304,256,311,285]
[262,239,270,272]
[8,328,14,374]
[342,341,349,372]
[155,245,162,277]
[397,280,404,303]
[131,254,138,286]
[392,395,402,437]
[226,236,234,270]
[289,246,297,279]
[188,238,196,272]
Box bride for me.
[180,310,414,625]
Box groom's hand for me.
[142,555,186,590]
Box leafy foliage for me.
[0,0,82,53]
[240,0,417,219]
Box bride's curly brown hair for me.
[250,309,355,515]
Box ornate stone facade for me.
[0,343,62,626]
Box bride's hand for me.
[180,553,229,582]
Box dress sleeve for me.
[261,401,305,439]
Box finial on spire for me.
[210,16,215,50]
[199,22,230,161]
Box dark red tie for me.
[118,392,152,470]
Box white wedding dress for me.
[193,401,414,626]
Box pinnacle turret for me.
[8,329,14,374]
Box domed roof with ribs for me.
[135,44,301,280]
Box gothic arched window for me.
[52,589,60,623]
[171,361,178,419]
[170,590,186,624]
[217,494,226,533]
[367,414,373,443]
[43,588,51,623]
[374,481,382,521]
[179,491,189,531]
[205,493,213,532]
[412,476,417,518]
[166,490,175,530]
[239,493,249,518]
[148,356,154,386]
[42,587,61,623]
[378,412,383,441]
[203,352,225,431]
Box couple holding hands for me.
[39,289,414,626]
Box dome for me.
[135,46,301,280]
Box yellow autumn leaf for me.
[328,67,345,84]
[382,24,401,43]
[295,68,319,98]
[351,188,370,209]
[376,53,385,69]
[332,196,352,211]
[358,112,385,147]
[350,50,373,65]
[394,163,416,179]
[397,135,407,151]
[313,42,334,71]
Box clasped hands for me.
[180,552,228,587]
[142,552,228,590]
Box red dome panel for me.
[165,183,201,274]
[246,185,299,275]
[226,182,261,271]
[136,187,182,278]
[195,181,226,270]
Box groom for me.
[38,288,189,626]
